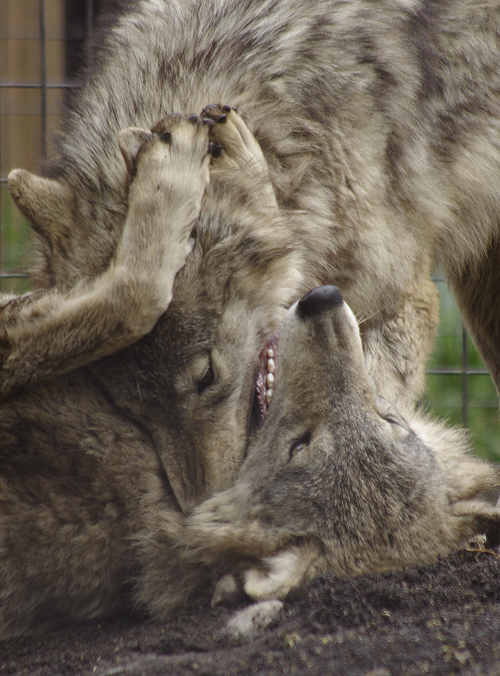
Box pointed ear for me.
[118,127,152,173]
[8,169,74,241]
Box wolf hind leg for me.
[447,237,500,400]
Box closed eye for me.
[197,358,215,394]
[383,416,399,425]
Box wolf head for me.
[185,286,500,600]
[81,141,305,511]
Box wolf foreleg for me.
[1,117,210,397]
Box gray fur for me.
[2,0,500,638]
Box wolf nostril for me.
[297,286,344,318]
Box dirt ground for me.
[2,546,500,676]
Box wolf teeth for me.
[266,356,275,407]
[258,339,277,416]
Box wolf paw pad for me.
[119,115,211,188]
[150,115,211,174]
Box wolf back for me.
[35,0,500,406]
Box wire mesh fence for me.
[1,0,498,460]
[1,0,84,294]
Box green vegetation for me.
[0,187,32,294]
[424,280,499,462]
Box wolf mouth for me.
[255,334,279,422]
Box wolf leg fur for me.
[447,236,500,400]
[361,274,440,404]
[1,117,210,397]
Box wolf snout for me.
[297,285,344,318]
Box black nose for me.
[297,286,344,318]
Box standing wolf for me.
[8,0,500,509]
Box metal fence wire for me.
[1,0,498,459]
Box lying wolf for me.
[7,0,500,511]
[182,286,500,604]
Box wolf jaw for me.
[254,288,360,423]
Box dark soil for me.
[2,548,500,676]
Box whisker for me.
[356,309,381,326]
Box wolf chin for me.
[2,0,500,637]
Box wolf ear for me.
[8,169,75,241]
[118,128,152,173]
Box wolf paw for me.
[224,600,283,640]
[200,105,276,206]
[201,104,264,169]
[119,115,211,202]
[115,116,212,304]
[120,115,211,223]
[148,115,211,197]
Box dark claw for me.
[202,118,214,126]
[221,105,231,113]
[209,142,224,158]
[188,115,198,124]
[216,114,227,124]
